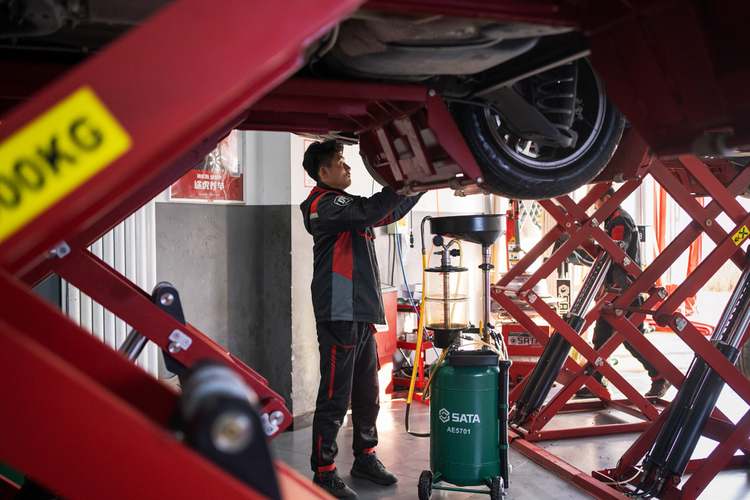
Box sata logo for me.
[438,407,480,424]
[334,195,353,206]
[451,412,481,424]
[439,408,450,423]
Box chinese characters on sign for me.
[170,130,243,202]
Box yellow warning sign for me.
[0,86,131,244]
[733,225,749,246]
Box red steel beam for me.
[670,409,750,500]
[0,268,176,424]
[0,313,329,500]
[665,315,750,406]
[51,248,291,435]
[0,0,364,276]
[509,430,631,500]
[617,162,750,308]
[655,214,750,320]
[19,124,237,286]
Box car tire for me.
[451,58,625,200]
[738,340,750,380]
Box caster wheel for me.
[490,476,505,500]
[418,470,433,500]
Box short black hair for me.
[600,187,615,200]
[303,140,343,183]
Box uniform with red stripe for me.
[593,201,663,384]
[301,181,420,484]
[604,207,640,289]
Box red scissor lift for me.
[492,131,750,499]
[0,1,527,498]
[2,1,750,500]
[0,1,372,499]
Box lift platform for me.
[492,134,750,499]
[2,1,750,500]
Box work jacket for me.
[604,207,641,289]
[301,183,420,324]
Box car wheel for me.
[729,157,750,198]
[738,340,750,380]
[451,58,625,200]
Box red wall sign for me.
[171,131,243,202]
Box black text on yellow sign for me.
[0,87,131,244]
[733,225,749,246]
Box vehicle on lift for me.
[298,11,625,200]
[0,0,748,202]
[1,2,623,199]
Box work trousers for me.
[311,321,380,476]
[592,296,660,379]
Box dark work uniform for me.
[300,183,421,480]
[593,207,661,379]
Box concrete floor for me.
[271,295,750,499]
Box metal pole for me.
[483,244,492,345]
[119,329,148,362]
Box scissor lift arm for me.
[2,1,750,499]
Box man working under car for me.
[576,187,670,399]
[300,140,422,499]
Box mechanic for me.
[301,140,422,499]
[576,187,670,399]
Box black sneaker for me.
[313,469,358,499]
[350,452,398,486]
[645,378,670,398]
[575,375,609,398]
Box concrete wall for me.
[156,131,302,418]
[155,203,293,398]
[155,130,499,429]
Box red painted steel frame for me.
[495,154,750,498]
[0,0,363,274]
[600,162,750,498]
[0,268,327,500]
[0,0,366,499]
[509,429,630,500]
[495,177,672,441]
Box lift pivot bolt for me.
[614,308,624,317]
[658,288,668,299]
[595,357,604,367]
[623,257,631,267]
[527,292,537,303]
[160,293,174,306]
[269,410,285,426]
[675,317,687,331]
[565,222,571,228]
[705,219,713,226]
[168,329,193,353]
[46,241,71,259]
[590,218,599,227]
[210,410,253,454]
[428,89,436,97]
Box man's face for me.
[320,151,351,190]
[595,194,610,211]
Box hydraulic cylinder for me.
[638,253,750,496]
[511,250,611,426]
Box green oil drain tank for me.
[430,350,510,488]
